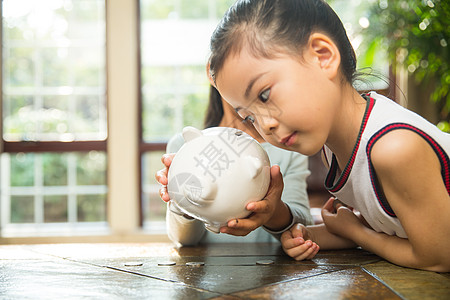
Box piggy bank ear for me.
[182,126,203,142]
[183,178,217,206]
[243,156,263,179]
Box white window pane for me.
[1,0,108,234]
[1,152,107,227]
[2,0,106,142]
[140,0,235,142]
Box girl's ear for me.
[307,33,341,80]
[206,63,216,87]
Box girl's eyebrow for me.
[244,72,268,99]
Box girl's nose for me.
[257,114,278,136]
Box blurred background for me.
[0,0,448,243]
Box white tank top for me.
[323,92,450,238]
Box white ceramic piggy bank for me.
[167,126,271,233]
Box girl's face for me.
[215,45,341,156]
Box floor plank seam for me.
[225,266,355,297]
[104,265,224,295]
[361,266,406,300]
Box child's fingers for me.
[269,165,284,195]
[269,165,283,187]
[159,185,170,202]
[263,165,284,199]
[219,227,250,236]
[161,153,175,167]
[290,223,306,239]
[322,197,336,213]
[322,197,342,220]
[305,243,320,260]
[334,199,347,211]
[220,219,257,236]
[287,240,315,261]
[156,153,175,186]
[281,229,293,243]
[246,200,270,213]
[281,235,305,250]
[155,168,168,185]
[220,226,254,236]
[246,165,283,213]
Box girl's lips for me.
[280,132,297,146]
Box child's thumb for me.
[291,223,305,239]
[269,165,284,189]
[322,197,336,212]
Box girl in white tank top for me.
[208,0,450,271]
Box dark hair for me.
[209,0,356,84]
[204,85,224,128]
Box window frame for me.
[0,0,108,234]
[0,0,168,243]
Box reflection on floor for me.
[0,243,449,299]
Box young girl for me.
[207,0,450,272]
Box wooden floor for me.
[0,242,449,299]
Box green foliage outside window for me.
[364,0,449,131]
[11,196,34,223]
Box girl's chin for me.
[269,139,321,156]
[289,144,323,157]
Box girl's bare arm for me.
[357,129,450,271]
[306,222,357,250]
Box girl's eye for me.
[243,115,255,124]
[259,89,270,103]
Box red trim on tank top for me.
[326,95,375,193]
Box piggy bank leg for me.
[204,223,221,234]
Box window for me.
[1,0,107,235]
[139,0,236,229]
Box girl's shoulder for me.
[370,128,428,168]
[367,103,450,196]
[369,125,449,208]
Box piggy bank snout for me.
[167,173,217,207]
[183,179,217,206]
